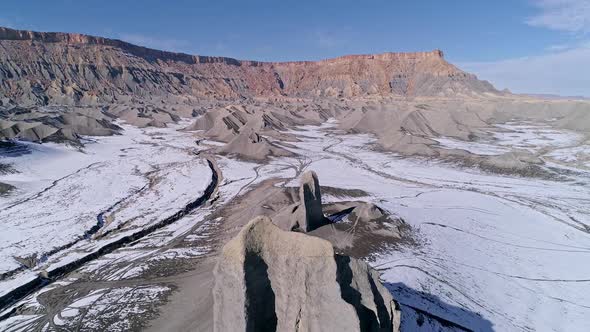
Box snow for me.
[435,122,587,165]
[434,137,509,155]
[2,116,589,331]
[0,315,43,332]
[0,122,212,294]
[52,286,171,331]
[60,308,80,318]
[546,144,590,167]
[277,122,590,331]
[493,122,583,152]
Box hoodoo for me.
[213,216,401,332]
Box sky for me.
[1,0,589,96]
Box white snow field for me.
[0,122,212,296]
[1,117,589,331]
[279,122,590,332]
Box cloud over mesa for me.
[460,44,590,97]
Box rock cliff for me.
[0,27,498,106]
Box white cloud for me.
[313,30,340,48]
[527,0,590,33]
[0,17,16,29]
[546,43,571,51]
[460,44,590,96]
[118,33,191,53]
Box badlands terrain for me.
[0,26,589,331]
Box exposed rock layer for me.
[0,27,498,106]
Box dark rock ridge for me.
[0,26,498,106]
[213,216,401,332]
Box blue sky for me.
[1,0,589,96]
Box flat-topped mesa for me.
[0,26,499,106]
[0,26,243,66]
[265,49,445,66]
[0,27,443,66]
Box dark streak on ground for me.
[0,158,219,316]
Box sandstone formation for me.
[289,171,328,232]
[0,26,499,106]
[313,202,408,258]
[213,216,401,332]
[0,181,13,196]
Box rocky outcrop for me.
[313,201,408,258]
[0,27,499,106]
[349,203,389,223]
[0,106,121,143]
[218,128,292,161]
[271,172,408,257]
[213,216,401,332]
[289,171,328,232]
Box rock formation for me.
[0,26,499,106]
[349,203,389,223]
[312,201,408,258]
[268,171,408,258]
[289,171,328,232]
[0,106,121,143]
[213,216,401,332]
[218,128,292,161]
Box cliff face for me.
[0,27,498,106]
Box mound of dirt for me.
[217,128,292,161]
[0,106,121,144]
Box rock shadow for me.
[385,282,495,332]
[0,141,31,158]
[244,252,277,332]
[336,255,392,331]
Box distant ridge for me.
[0,27,444,65]
[0,26,499,106]
[522,93,589,101]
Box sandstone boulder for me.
[213,216,401,332]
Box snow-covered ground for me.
[280,122,590,332]
[0,123,289,331]
[433,136,509,155]
[493,122,583,152]
[546,145,590,168]
[0,122,212,295]
[435,121,590,171]
[2,117,589,331]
